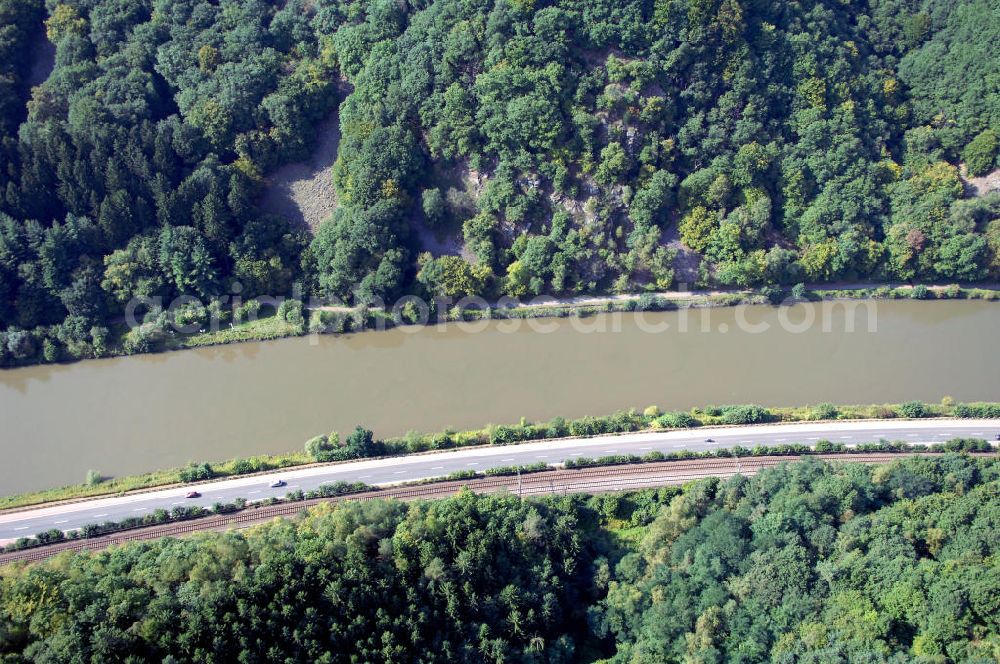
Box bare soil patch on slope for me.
[962,166,1000,197]
[258,111,341,231]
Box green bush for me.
[656,412,700,428]
[173,302,208,329]
[810,403,839,420]
[429,433,454,449]
[122,322,165,355]
[939,438,992,452]
[314,310,350,333]
[483,462,548,477]
[954,402,1000,418]
[721,405,773,425]
[230,458,263,475]
[421,187,447,227]
[179,462,215,483]
[813,440,845,453]
[235,300,262,322]
[568,417,599,437]
[41,337,60,362]
[910,285,930,300]
[963,129,999,177]
[278,299,305,326]
[305,435,337,461]
[489,425,521,445]
[546,417,568,438]
[898,401,928,418]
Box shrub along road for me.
[1,419,997,543]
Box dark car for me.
[185,491,201,499]
[269,479,286,488]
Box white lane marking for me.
[393,470,407,474]
[741,440,752,444]
[431,466,444,470]
[603,450,617,454]
[971,432,983,435]
[359,475,371,478]
[671,444,684,448]
[466,463,479,466]
[707,441,720,445]
[248,490,260,495]
[54,520,68,524]
[13,526,28,531]
[776,438,787,442]
[570,452,583,456]
[839,436,851,439]
[172,501,184,506]
[640,447,652,450]
[93,513,108,518]
[807,437,819,440]
[133,508,146,512]
[535,455,548,459]
[502,458,515,462]
[938,433,952,437]
[907,433,919,437]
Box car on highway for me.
[705,438,715,443]
[185,491,201,499]
[269,479,286,488]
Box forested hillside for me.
[2,0,1000,363]
[2,456,999,662]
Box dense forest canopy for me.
[1,0,1000,362]
[2,455,999,662]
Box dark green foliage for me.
[963,130,999,177]
[0,492,589,661]
[2,0,1000,365]
[0,0,323,360]
[593,455,1000,662]
[4,457,1000,662]
[0,0,43,137]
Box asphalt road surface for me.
[1,419,997,542]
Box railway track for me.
[1,452,990,565]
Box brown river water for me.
[1,300,997,494]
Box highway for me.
[1,419,997,542]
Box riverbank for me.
[2,282,999,370]
[3,400,997,511]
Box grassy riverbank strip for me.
[3,282,999,367]
[3,400,998,512]
[3,438,995,556]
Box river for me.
[1,299,997,494]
